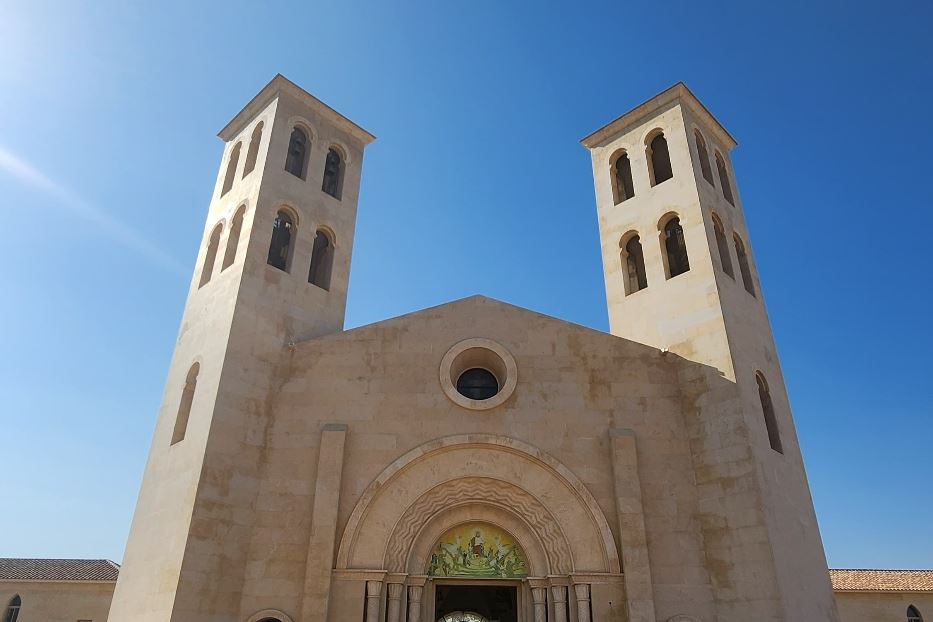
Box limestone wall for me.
[0,581,114,622]
[835,592,933,622]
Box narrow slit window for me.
[716,152,735,205]
[308,229,335,290]
[221,142,241,196]
[198,224,223,288]
[712,215,734,278]
[242,121,264,178]
[694,130,714,185]
[267,210,295,272]
[662,217,690,278]
[322,148,343,199]
[757,372,783,453]
[734,233,755,296]
[221,206,245,271]
[285,127,309,178]
[171,363,199,445]
[612,151,635,204]
[620,234,648,295]
[647,131,673,186]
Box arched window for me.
[198,223,223,288]
[322,148,343,199]
[171,363,199,445]
[242,121,264,178]
[716,151,735,205]
[908,605,923,622]
[733,233,755,296]
[221,205,245,271]
[267,210,296,272]
[308,229,335,290]
[620,234,647,295]
[285,127,309,178]
[756,372,783,453]
[3,595,20,622]
[647,131,673,186]
[712,214,734,279]
[662,216,690,278]
[221,142,241,196]
[694,130,714,185]
[611,150,635,204]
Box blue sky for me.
[0,1,930,568]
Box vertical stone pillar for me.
[609,428,656,622]
[386,583,403,622]
[574,584,591,622]
[365,580,383,622]
[301,423,349,621]
[407,585,423,622]
[551,586,568,622]
[531,587,548,622]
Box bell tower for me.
[109,75,375,621]
[582,83,839,620]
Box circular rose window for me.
[439,338,517,410]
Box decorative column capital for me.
[574,583,591,600]
[387,583,404,600]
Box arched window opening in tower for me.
[733,233,755,296]
[322,147,343,199]
[908,605,924,622]
[285,127,309,178]
[611,151,635,204]
[647,131,673,186]
[171,363,200,445]
[620,234,648,295]
[242,121,264,178]
[716,151,735,205]
[694,129,714,186]
[456,368,499,401]
[222,206,246,271]
[221,142,241,196]
[756,372,783,453]
[267,210,295,272]
[198,223,223,288]
[712,214,734,279]
[662,217,690,278]
[308,229,335,290]
[3,595,21,622]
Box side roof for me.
[217,74,376,144]
[830,569,933,592]
[0,558,120,582]
[580,81,737,151]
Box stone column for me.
[531,587,548,622]
[301,423,349,621]
[574,584,591,622]
[385,583,403,622]
[365,580,382,622]
[551,586,568,622]
[407,585,423,622]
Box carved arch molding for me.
[336,434,621,576]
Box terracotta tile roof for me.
[0,559,119,582]
[831,569,933,592]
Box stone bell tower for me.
[109,75,375,622]
[581,83,839,620]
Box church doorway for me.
[434,584,517,622]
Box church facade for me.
[107,76,840,622]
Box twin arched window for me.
[171,363,199,445]
[756,372,783,453]
[220,120,265,197]
[663,217,690,278]
[3,595,20,622]
[267,210,296,271]
[647,132,673,186]
[285,127,309,178]
[620,234,647,295]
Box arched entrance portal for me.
[335,435,624,622]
